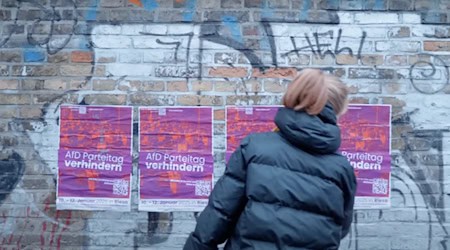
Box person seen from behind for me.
[184,68,357,250]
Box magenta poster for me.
[339,104,392,209]
[57,105,133,211]
[226,106,281,162]
[138,107,213,211]
[226,105,392,209]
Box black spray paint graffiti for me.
[0,153,24,205]
[409,53,450,94]
[282,29,367,60]
[1,0,79,55]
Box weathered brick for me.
[244,0,262,7]
[155,66,198,78]
[0,80,19,90]
[83,94,127,105]
[264,80,286,93]
[361,55,384,66]
[129,94,176,105]
[208,67,248,78]
[214,109,225,121]
[389,0,413,10]
[138,81,165,92]
[33,93,77,104]
[191,81,213,91]
[221,0,242,8]
[215,81,236,92]
[226,95,282,105]
[364,0,387,10]
[177,95,224,106]
[204,11,249,22]
[43,79,67,90]
[93,80,116,91]
[312,55,335,65]
[252,67,297,78]
[386,55,408,65]
[421,12,448,24]
[2,0,17,7]
[318,0,339,10]
[0,50,21,62]
[167,81,188,92]
[268,0,289,8]
[18,105,44,119]
[60,65,93,76]
[414,0,437,10]
[349,97,370,104]
[387,27,410,38]
[68,80,90,90]
[21,79,44,90]
[157,10,201,22]
[340,0,363,10]
[100,0,125,7]
[409,54,431,64]
[0,65,9,76]
[0,106,18,118]
[214,53,237,64]
[48,52,70,63]
[11,66,58,76]
[424,41,450,51]
[0,94,31,104]
[287,54,310,65]
[349,68,397,79]
[96,52,117,63]
[71,51,93,63]
[110,9,154,22]
[243,25,260,36]
[23,50,46,62]
[376,41,420,52]
[336,54,358,65]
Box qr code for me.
[195,181,211,197]
[113,179,129,196]
[372,178,388,195]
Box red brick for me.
[71,51,93,63]
[214,109,225,121]
[252,67,297,78]
[167,81,188,92]
[208,67,248,78]
[424,41,450,51]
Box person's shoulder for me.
[242,132,280,145]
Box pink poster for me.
[226,105,392,209]
[339,104,392,209]
[226,106,281,162]
[57,105,133,211]
[138,107,213,211]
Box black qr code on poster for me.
[113,179,129,196]
[195,181,211,196]
[372,178,388,195]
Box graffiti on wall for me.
[1,0,450,249]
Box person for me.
[183,68,357,250]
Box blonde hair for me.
[282,69,349,116]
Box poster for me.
[225,105,392,209]
[226,106,281,161]
[57,105,133,211]
[339,104,392,209]
[138,107,213,211]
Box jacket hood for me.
[274,104,341,154]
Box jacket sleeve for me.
[341,164,357,239]
[183,137,250,250]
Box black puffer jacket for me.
[184,105,357,250]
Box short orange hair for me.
[282,69,349,116]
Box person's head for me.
[282,68,349,116]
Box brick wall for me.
[1,0,450,249]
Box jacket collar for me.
[274,104,341,154]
